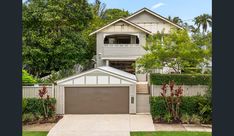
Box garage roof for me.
[56,66,137,84]
[98,66,136,81]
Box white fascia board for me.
[126,8,183,29]
[89,18,152,36]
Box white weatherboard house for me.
[54,8,182,114]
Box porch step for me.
[136,82,149,94]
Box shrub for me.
[150,97,167,118]
[150,96,212,123]
[22,99,27,113]
[22,113,36,122]
[150,74,211,85]
[181,113,190,124]
[198,97,212,123]
[190,114,201,124]
[180,96,201,115]
[23,98,56,118]
[22,70,37,84]
[163,113,172,123]
[160,81,183,121]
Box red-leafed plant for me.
[161,81,183,122]
[38,86,49,119]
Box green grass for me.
[130,131,212,136]
[23,131,48,136]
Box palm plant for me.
[168,16,183,26]
[194,14,212,33]
[91,0,106,18]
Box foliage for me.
[150,96,212,123]
[22,113,36,122]
[190,114,201,124]
[90,0,106,18]
[163,113,172,123]
[168,16,183,26]
[150,96,167,118]
[150,74,211,85]
[22,70,37,84]
[198,98,212,123]
[181,113,190,124]
[103,8,130,23]
[194,14,212,33]
[23,0,93,77]
[38,86,55,119]
[22,99,28,113]
[160,81,183,121]
[23,97,56,119]
[137,29,207,73]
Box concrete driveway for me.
[48,114,155,136]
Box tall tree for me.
[103,8,130,23]
[23,0,93,77]
[91,0,106,18]
[194,14,212,33]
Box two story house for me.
[90,7,182,74]
[54,8,182,115]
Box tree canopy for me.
[22,70,37,84]
[23,0,93,77]
[136,29,210,73]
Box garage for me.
[65,87,129,114]
[55,66,137,114]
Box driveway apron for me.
[48,114,155,136]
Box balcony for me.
[104,44,139,47]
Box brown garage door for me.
[65,87,129,114]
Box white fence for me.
[151,85,208,96]
[22,86,54,98]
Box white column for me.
[106,60,109,66]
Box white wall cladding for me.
[85,76,97,84]
[97,76,109,84]
[109,76,121,84]
[74,77,84,84]
[58,75,135,85]
[22,86,53,98]
[151,85,208,96]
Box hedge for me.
[150,74,211,85]
[23,98,56,117]
[150,96,211,121]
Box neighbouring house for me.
[53,8,183,114]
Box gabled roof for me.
[56,66,136,84]
[126,8,183,29]
[89,18,152,36]
[98,66,136,81]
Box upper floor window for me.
[104,34,139,44]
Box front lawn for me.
[130,131,211,136]
[23,131,48,136]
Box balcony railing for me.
[104,44,140,47]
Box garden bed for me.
[23,115,63,125]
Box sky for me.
[89,0,212,25]
[23,0,212,25]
